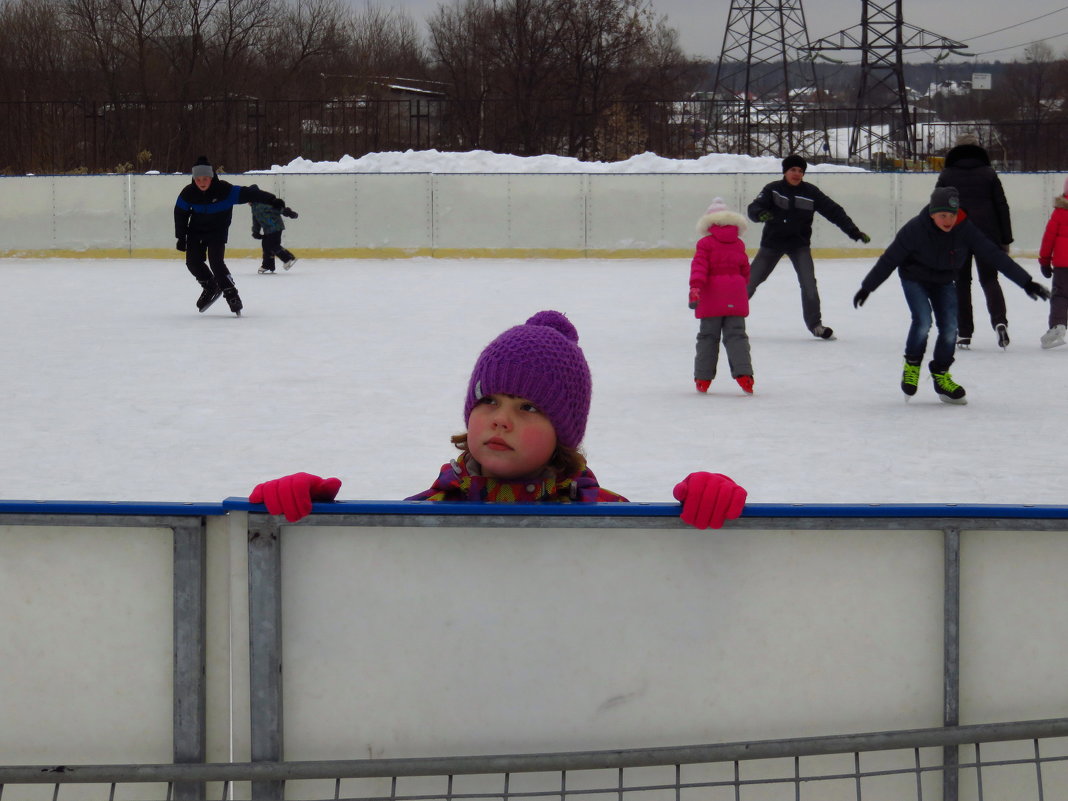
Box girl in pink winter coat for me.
[689,198,755,394]
[1038,177,1068,349]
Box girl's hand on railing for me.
[249,472,342,522]
[672,472,747,530]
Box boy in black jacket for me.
[747,154,870,340]
[853,187,1049,405]
[174,156,288,315]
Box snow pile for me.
[250,149,868,175]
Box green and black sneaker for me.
[930,367,967,405]
[901,358,921,398]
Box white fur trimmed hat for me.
[696,197,748,235]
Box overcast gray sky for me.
[381,0,1068,63]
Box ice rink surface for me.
[2,256,1062,505]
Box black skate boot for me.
[196,279,222,313]
[929,362,967,405]
[901,357,921,398]
[223,286,243,316]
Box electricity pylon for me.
[805,0,967,162]
[711,0,824,157]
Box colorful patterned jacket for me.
[405,452,628,503]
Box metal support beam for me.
[173,518,208,801]
[248,514,284,801]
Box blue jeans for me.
[901,277,957,371]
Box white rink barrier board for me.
[2,498,1068,773]
[0,172,1061,258]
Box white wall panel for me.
[0,524,173,763]
[0,171,1062,257]
[277,523,944,761]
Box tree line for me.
[2,0,1068,172]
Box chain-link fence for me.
[4,98,1065,175]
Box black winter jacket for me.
[935,143,1013,245]
[860,208,1032,293]
[175,174,280,244]
[747,178,863,250]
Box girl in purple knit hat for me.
[250,311,746,528]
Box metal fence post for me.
[173,517,208,801]
[943,525,961,801]
[249,514,284,801]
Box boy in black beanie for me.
[747,154,870,340]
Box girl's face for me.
[930,211,958,232]
[467,393,558,480]
[193,175,212,191]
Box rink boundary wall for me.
[3,498,1068,795]
[0,171,1061,259]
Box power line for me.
[968,29,1068,57]
[964,6,1068,41]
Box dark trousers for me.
[956,253,1007,338]
[902,277,957,372]
[260,231,295,270]
[185,239,235,291]
[747,246,822,331]
[1050,268,1068,328]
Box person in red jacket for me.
[1038,177,1068,349]
[249,311,748,529]
[688,198,754,395]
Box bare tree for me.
[427,0,495,147]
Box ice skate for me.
[996,323,1010,350]
[811,325,835,340]
[196,280,222,313]
[1041,325,1067,349]
[735,375,754,394]
[901,358,921,398]
[695,379,711,393]
[223,287,243,316]
[956,336,971,350]
[930,367,967,405]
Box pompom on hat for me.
[464,310,592,449]
[191,155,214,179]
[781,154,807,173]
[704,197,729,215]
[929,186,961,214]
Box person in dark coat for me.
[747,154,870,341]
[250,192,299,274]
[174,155,287,315]
[852,187,1049,405]
[935,133,1014,348]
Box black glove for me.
[853,288,870,308]
[758,211,774,223]
[1024,280,1051,301]
[251,229,263,240]
[281,207,299,219]
[271,197,286,210]
[176,237,186,252]
[855,231,871,244]
[1041,263,1053,279]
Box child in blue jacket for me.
[250,190,298,273]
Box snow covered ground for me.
[2,254,1061,506]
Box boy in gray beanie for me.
[853,186,1049,404]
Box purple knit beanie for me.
[464,310,592,449]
